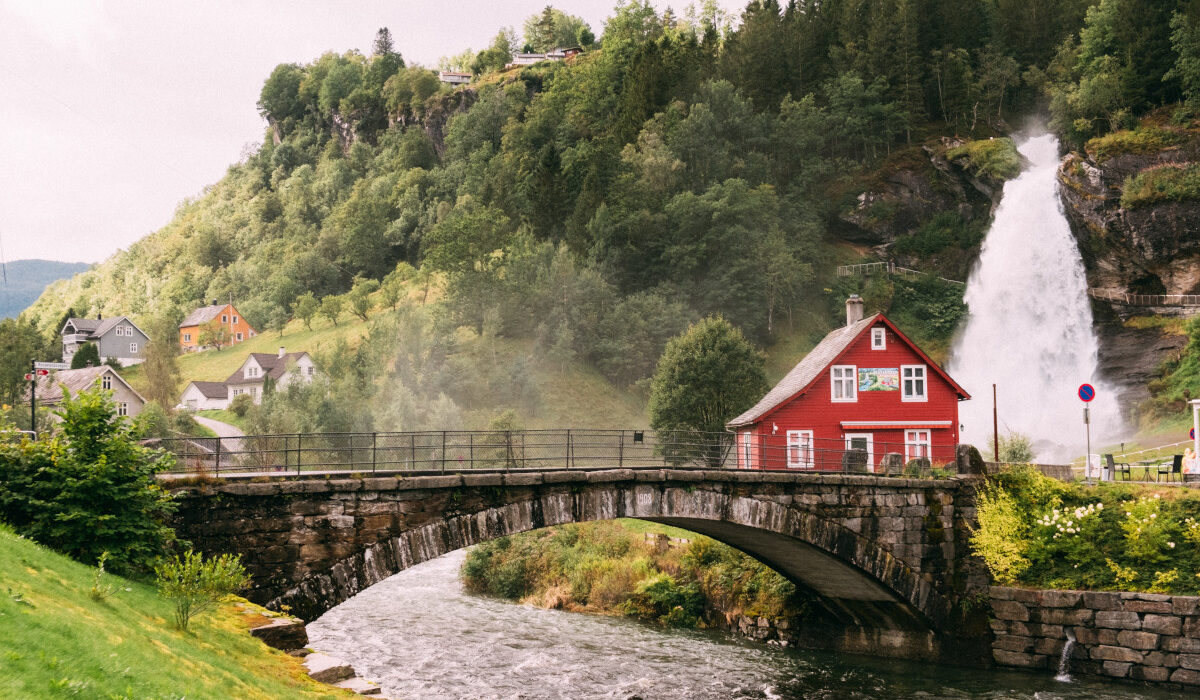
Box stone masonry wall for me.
[990,586,1200,688]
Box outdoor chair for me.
[1157,454,1183,483]
[1104,454,1130,481]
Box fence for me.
[1088,289,1200,307]
[836,262,965,287]
[149,429,959,477]
[738,433,957,473]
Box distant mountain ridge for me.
[0,259,91,319]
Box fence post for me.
[296,433,302,476]
[566,429,572,469]
[505,431,514,470]
[469,433,474,469]
[410,434,416,470]
[441,431,446,473]
[619,430,624,468]
[372,432,378,473]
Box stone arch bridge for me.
[170,468,991,663]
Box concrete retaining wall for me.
[990,586,1200,687]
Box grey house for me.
[26,365,146,419]
[61,316,149,366]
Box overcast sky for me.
[0,0,744,265]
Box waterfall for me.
[1055,627,1077,682]
[949,132,1122,461]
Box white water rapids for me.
[949,132,1123,461]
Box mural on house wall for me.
[858,368,899,392]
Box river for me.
[307,550,1184,699]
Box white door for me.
[845,433,874,472]
[787,430,814,469]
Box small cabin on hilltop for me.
[727,296,970,472]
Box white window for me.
[129,342,138,354]
[306,366,314,377]
[742,432,752,469]
[871,328,886,350]
[221,315,228,323]
[831,365,856,402]
[101,375,112,389]
[232,316,238,324]
[117,402,127,416]
[236,332,243,341]
[247,366,258,378]
[250,387,257,398]
[902,365,927,402]
[183,333,191,342]
[845,433,874,471]
[906,429,931,462]
[787,430,814,469]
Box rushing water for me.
[948,132,1123,461]
[307,551,1181,699]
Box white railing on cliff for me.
[1087,289,1200,307]
[836,261,965,286]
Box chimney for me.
[210,299,217,306]
[846,294,864,326]
[278,346,286,358]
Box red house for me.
[727,296,970,471]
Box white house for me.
[178,381,230,411]
[438,71,472,85]
[178,347,317,410]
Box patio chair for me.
[1104,454,1130,481]
[1157,454,1183,483]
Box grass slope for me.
[0,525,348,699]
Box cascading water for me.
[949,132,1122,460]
[1056,627,1077,682]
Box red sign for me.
[1078,383,1095,402]
[35,369,49,376]
[24,373,32,381]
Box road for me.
[193,415,244,438]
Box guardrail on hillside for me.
[1087,289,1200,307]
[836,262,965,286]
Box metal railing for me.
[148,429,959,478]
[1088,289,1200,307]
[836,262,965,287]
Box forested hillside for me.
[20,0,1194,431]
[0,260,89,319]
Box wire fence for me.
[835,262,965,287]
[147,429,960,477]
[1088,289,1200,307]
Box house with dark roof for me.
[26,365,146,419]
[727,296,970,472]
[179,302,256,352]
[60,316,148,366]
[177,347,316,410]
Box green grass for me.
[0,524,350,699]
[1120,163,1200,209]
[197,409,250,432]
[945,137,1021,181]
[1086,126,1186,162]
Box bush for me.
[1086,127,1185,162]
[0,387,177,574]
[946,138,1021,180]
[229,393,255,418]
[987,431,1035,463]
[155,550,249,631]
[1121,163,1200,209]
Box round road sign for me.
[1078,383,1095,402]
[1192,428,1196,440]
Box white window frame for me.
[183,333,191,342]
[236,332,243,342]
[247,366,258,378]
[117,402,128,416]
[905,429,932,462]
[845,433,874,471]
[787,430,814,469]
[232,316,238,324]
[221,315,228,323]
[101,375,112,390]
[306,366,314,377]
[871,327,886,350]
[901,364,927,402]
[830,365,856,402]
[742,431,752,469]
[129,342,138,354]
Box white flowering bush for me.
[1036,502,1103,539]
[1120,495,1175,564]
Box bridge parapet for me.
[171,468,990,663]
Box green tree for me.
[648,317,767,466]
[198,320,229,350]
[1167,10,1200,106]
[294,291,319,330]
[70,342,101,369]
[141,315,181,409]
[0,387,177,574]
[155,550,249,631]
[319,294,345,327]
[0,318,51,410]
[347,278,380,321]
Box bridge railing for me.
[150,430,959,477]
[835,261,965,287]
[1087,289,1200,307]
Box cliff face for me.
[1058,139,1200,298]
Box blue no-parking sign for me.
[1078,383,1095,402]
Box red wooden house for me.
[727,296,970,471]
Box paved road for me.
[194,415,245,438]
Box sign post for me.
[1079,383,1095,484]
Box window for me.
[906,429,931,462]
[221,315,228,323]
[236,332,243,341]
[101,375,112,389]
[247,366,258,378]
[306,366,314,377]
[186,399,197,410]
[787,430,814,469]
[845,433,874,471]
[183,333,191,342]
[831,365,856,402]
[232,316,238,324]
[871,328,886,350]
[117,402,127,417]
[249,387,257,398]
[902,365,927,401]
[742,432,752,469]
[129,342,138,354]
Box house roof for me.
[727,314,970,428]
[185,381,229,399]
[62,316,143,339]
[25,366,145,406]
[224,352,311,385]
[179,304,228,328]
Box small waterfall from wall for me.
[1055,627,1077,682]
[949,132,1122,461]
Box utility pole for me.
[992,383,999,463]
[29,358,36,435]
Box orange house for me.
[179,303,257,352]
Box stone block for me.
[1125,600,1173,614]
[462,473,503,487]
[1034,638,1063,656]
[327,479,362,492]
[220,482,280,497]
[1172,636,1200,654]
[992,650,1042,668]
[1171,597,1200,616]
[1188,617,1200,637]
[1135,593,1172,602]
[361,477,398,491]
[1037,608,1092,626]
[299,481,333,494]
[303,653,354,683]
[503,472,543,486]
[249,616,308,651]
[1027,623,1063,639]
[1182,654,1200,671]
[1101,661,1132,677]
[1039,590,1081,608]
[1116,630,1158,650]
[358,514,392,531]
[993,635,1034,652]
[1171,668,1200,685]
[1074,627,1118,645]
[1081,591,1121,610]
[1142,614,1182,636]
[989,587,1019,601]
[1091,645,1143,663]
[991,600,1029,622]
[587,469,636,483]
[406,475,464,489]
[1095,611,1141,630]
[1142,651,1173,667]
[1008,588,1041,604]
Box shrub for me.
[1120,163,1200,209]
[1086,127,1185,162]
[155,550,249,631]
[946,138,1021,181]
[970,484,1030,585]
[229,393,255,418]
[987,431,1035,463]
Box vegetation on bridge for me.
[972,465,1200,594]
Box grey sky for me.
[0,0,743,265]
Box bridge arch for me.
[171,469,988,663]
